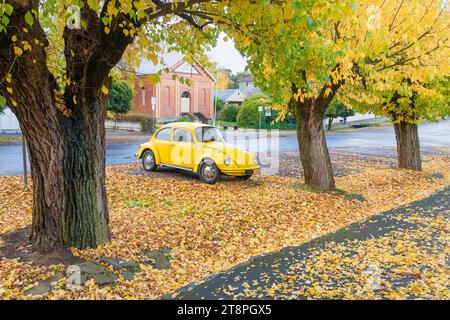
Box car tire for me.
[142,150,157,172]
[237,174,253,180]
[198,159,220,184]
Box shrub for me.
[106,113,156,133]
[236,93,272,128]
[106,81,134,114]
[221,104,240,123]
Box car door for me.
[154,127,173,164]
[171,128,195,169]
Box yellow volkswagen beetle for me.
[136,123,259,184]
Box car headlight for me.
[224,156,232,166]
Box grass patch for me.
[123,198,157,208]
[289,183,322,194]
[123,197,177,209]
[216,121,238,128]
[290,183,366,201]
[332,189,367,202]
[179,206,200,217]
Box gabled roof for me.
[136,52,215,81]
[242,86,261,97]
[137,52,183,75]
[215,89,245,103]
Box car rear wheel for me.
[142,150,157,172]
[198,159,220,184]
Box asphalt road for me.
[0,120,448,176]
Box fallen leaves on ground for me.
[0,154,449,299]
[234,210,449,300]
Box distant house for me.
[134,52,216,122]
[0,107,21,133]
[238,75,261,97]
[215,89,246,105]
[216,75,263,105]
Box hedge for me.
[236,93,297,129]
[221,104,240,123]
[106,113,156,133]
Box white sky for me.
[208,33,247,74]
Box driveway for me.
[0,120,448,176]
[169,185,450,300]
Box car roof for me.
[161,122,214,130]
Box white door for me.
[181,92,190,113]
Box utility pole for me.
[151,97,156,133]
[213,68,219,126]
[257,106,263,163]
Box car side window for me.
[156,128,172,141]
[173,129,193,143]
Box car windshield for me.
[195,127,224,143]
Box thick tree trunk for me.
[16,85,66,251]
[0,2,65,251]
[293,101,336,191]
[0,1,119,251]
[59,110,110,248]
[394,121,422,171]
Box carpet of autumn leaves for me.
[0,154,449,299]
[231,210,449,300]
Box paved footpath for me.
[169,186,450,300]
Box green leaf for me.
[1,15,9,25]
[102,16,110,26]
[25,11,34,26]
[0,95,7,108]
[4,4,13,16]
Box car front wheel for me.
[198,159,220,184]
[142,150,157,172]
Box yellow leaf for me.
[14,46,23,56]
[101,86,109,95]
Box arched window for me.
[181,91,190,98]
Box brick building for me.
[133,52,216,122]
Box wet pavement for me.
[0,120,448,176]
[168,185,450,300]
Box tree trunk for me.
[15,84,66,252]
[0,1,125,251]
[327,117,334,131]
[394,121,422,171]
[293,101,336,191]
